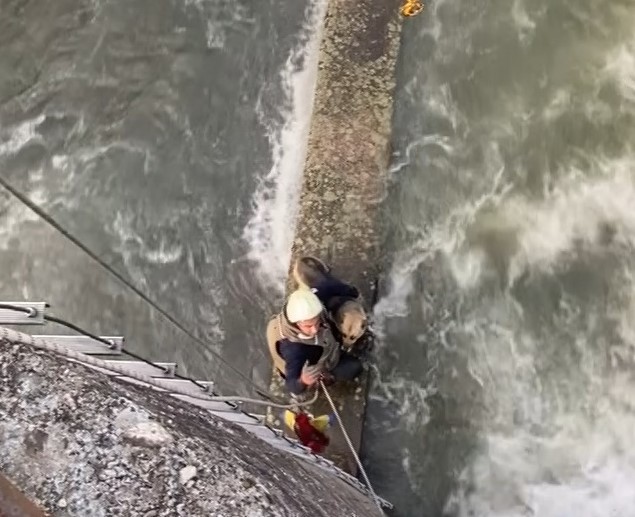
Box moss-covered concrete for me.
[269,0,403,475]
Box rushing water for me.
[0,0,323,392]
[365,0,635,515]
[3,0,635,515]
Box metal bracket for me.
[0,302,47,325]
[32,335,124,355]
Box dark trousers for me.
[330,352,363,381]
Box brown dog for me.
[292,256,368,348]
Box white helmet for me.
[286,289,323,323]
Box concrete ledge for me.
[0,471,47,517]
[292,0,401,288]
[269,0,403,475]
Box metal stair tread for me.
[0,302,47,325]
[32,335,124,355]
[150,378,215,396]
[80,360,176,378]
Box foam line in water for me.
[0,115,45,156]
[448,156,635,290]
[603,35,635,104]
[242,0,327,293]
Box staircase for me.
[0,301,392,510]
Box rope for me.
[0,174,278,401]
[0,183,392,509]
[319,379,384,515]
[46,313,217,394]
[0,303,33,315]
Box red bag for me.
[293,412,330,454]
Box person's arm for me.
[284,353,307,394]
[280,342,322,394]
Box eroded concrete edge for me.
[268,0,403,475]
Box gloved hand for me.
[300,362,322,386]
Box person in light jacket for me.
[266,285,363,395]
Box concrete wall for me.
[270,0,403,474]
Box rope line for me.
[0,175,276,401]
[46,313,223,396]
[319,380,384,514]
[0,303,313,409]
[0,304,390,508]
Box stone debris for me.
[179,465,197,485]
[121,421,173,448]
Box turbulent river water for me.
[2,1,635,515]
[365,0,635,515]
[0,0,323,392]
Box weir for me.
[269,0,404,473]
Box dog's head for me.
[335,300,368,348]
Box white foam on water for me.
[446,425,635,517]
[0,116,53,245]
[205,20,226,50]
[370,372,435,434]
[373,161,509,326]
[0,197,41,251]
[511,0,538,46]
[436,33,635,293]
[432,158,635,515]
[183,1,256,50]
[603,35,635,105]
[242,0,327,293]
[369,2,635,515]
[610,278,635,372]
[541,88,572,122]
[435,268,635,517]
[109,210,186,273]
[0,115,45,157]
[443,156,635,290]
[446,333,635,517]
